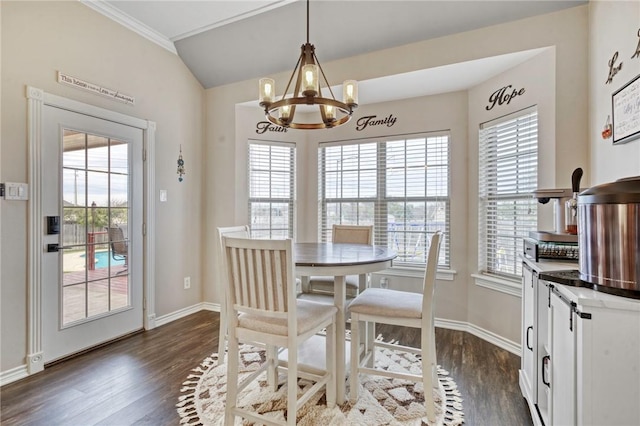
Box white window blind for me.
[318,133,450,267]
[478,107,538,279]
[248,140,295,239]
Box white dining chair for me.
[216,225,251,363]
[303,224,373,297]
[348,231,443,423]
[222,236,337,426]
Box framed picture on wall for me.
[612,74,640,145]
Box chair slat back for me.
[223,237,293,317]
[217,226,250,287]
[332,224,373,245]
[422,231,443,314]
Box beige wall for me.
[1,1,204,371]
[589,0,640,184]
[204,5,589,346]
[467,48,570,342]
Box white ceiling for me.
[84,0,586,104]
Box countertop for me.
[521,255,640,311]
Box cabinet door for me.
[536,280,551,425]
[549,291,576,425]
[521,263,536,399]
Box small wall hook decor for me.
[177,145,185,182]
[602,115,612,139]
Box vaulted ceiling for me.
[85,0,587,102]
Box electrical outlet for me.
[184,276,191,289]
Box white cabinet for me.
[520,258,640,426]
[536,278,550,425]
[548,287,576,425]
[520,262,536,403]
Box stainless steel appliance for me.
[578,176,640,294]
[524,169,584,262]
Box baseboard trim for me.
[435,318,521,355]
[201,302,221,312]
[154,303,207,327]
[2,303,520,386]
[0,365,29,387]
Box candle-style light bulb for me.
[301,64,318,96]
[343,80,358,105]
[259,78,275,105]
[324,105,335,121]
[280,105,291,121]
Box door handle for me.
[542,355,551,387]
[46,243,74,252]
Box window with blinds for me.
[318,133,450,268]
[478,107,538,279]
[248,140,296,239]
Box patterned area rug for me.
[177,343,464,425]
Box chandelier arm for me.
[314,53,337,100]
[282,51,304,99]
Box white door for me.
[42,105,144,363]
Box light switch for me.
[159,189,167,202]
[4,182,29,200]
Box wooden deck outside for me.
[62,265,129,325]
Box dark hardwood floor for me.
[1,311,532,425]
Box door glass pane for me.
[61,130,130,326]
[88,279,110,317]
[63,283,86,324]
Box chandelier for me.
[258,0,358,130]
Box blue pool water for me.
[81,250,125,268]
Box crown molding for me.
[80,0,177,55]
[170,0,296,41]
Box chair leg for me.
[366,321,375,368]
[266,345,278,392]
[287,342,298,426]
[358,273,367,294]
[430,326,438,385]
[326,321,336,408]
[421,326,436,423]
[217,301,227,363]
[349,313,360,404]
[225,335,240,426]
[300,275,310,293]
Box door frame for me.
[26,86,157,374]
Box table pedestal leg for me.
[334,275,346,405]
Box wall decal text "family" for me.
[356,114,397,131]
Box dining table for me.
[292,242,397,404]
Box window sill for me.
[374,266,456,281]
[472,273,521,297]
